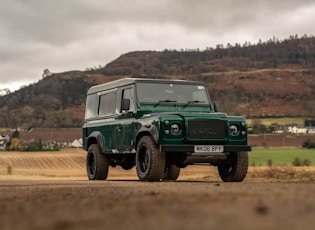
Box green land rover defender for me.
[82,78,251,182]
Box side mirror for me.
[121,98,130,111]
[213,102,218,112]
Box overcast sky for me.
[1,0,315,92]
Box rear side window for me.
[98,91,117,116]
[85,94,98,119]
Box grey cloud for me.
[2,0,314,45]
[0,0,314,89]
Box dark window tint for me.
[122,88,135,111]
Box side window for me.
[122,88,135,112]
[85,94,98,119]
[98,91,117,116]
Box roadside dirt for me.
[0,150,315,230]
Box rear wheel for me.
[86,144,109,180]
[136,136,165,181]
[218,151,248,182]
[162,164,181,181]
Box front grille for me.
[188,120,227,139]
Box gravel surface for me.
[1,180,314,230]
[1,151,315,230]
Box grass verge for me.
[249,148,315,166]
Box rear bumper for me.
[160,145,252,153]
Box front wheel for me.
[86,144,109,180]
[218,151,248,182]
[136,136,165,181]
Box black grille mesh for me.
[188,120,226,139]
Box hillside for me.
[0,35,315,128]
[0,72,122,128]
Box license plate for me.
[194,145,224,153]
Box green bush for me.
[302,159,312,166]
[292,157,312,166]
[302,139,315,149]
[292,157,302,166]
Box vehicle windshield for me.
[136,82,210,105]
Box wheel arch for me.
[87,131,106,153]
[136,125,159,148]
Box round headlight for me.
[170,123,181,135]
[229,125,239,136]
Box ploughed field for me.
[0,149,315,230]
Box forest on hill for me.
[0,35,314,129]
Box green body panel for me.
[83,117,138,153]
[82,78,250,154]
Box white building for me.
[0,134,10,150]
[288,126,308,134]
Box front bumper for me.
[160,145,252,153]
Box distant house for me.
[271,123,284,134]
[18,128,82,149]
[274,129,284,134]
[0,134,10,150]
[308,127,315,134]
[284,124,298,133]
[0,136,4,150]
[286,125,308,134]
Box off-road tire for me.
[218,151,248,182]
[86,144,109,180]
[162,165,181,181]
[136,136,166,181]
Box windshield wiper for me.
[154,100,177,107]
[187,100,205,104]
[184,100,205,108]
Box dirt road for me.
[0,180,314,230]
[1,151,315,230]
